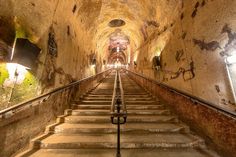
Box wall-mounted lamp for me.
[91,58,96,68]
[134,61,137,68]
[103,60,106,65]
[116,47,120,53]
[152,55,161,71]
[226,55,236,65]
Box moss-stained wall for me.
[0,0,105,109]
[0,63,39,110]
[135,0,236,112]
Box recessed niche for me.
[109,19,126,27]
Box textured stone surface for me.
[133,0,236,111]
[0,0,234,110]
[128,71,236,157]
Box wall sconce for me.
[152,55,161,71]
[134,61,137,68]
[89,53,96,68]
[91,58,96,68]
[103,60,106,65]
[10,38,41,70]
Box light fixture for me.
[6,63,28,83]
[91,58,96,67]
[226,55,236,64]
[116,47,120,52]
[152,56,161,70]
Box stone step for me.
[85,94,112,97]
[77,100,157,105]
[71,109,171,116]
[124,94,150,96]
[73,105,165,110]
[92,90,114,93]
[27,148,218,157]
[83,97,154,101]
[126,100,157,104]
[78,100,111,104]
[54,123,189,134]
[90,91,148,94]
[39,134,205,149]
[64,115,179,124]
[86,94,151,98]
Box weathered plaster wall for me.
[134,0,236,112]
[127,71,236,157]
[0,0,104,109]
[0,89,72,157]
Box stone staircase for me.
[18,71,220,157]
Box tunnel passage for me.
[16,70,222,157]
[0,0,236,157]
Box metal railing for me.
[123,68,236,118]
[110,69,127,157]
[0,69,112,119]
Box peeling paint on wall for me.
[175,50,184,62]
[220,24,236,56]
[193,39,221,51]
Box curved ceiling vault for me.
[76,0,181,65]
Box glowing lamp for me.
[226,55,236,64]
[116,47,120,52]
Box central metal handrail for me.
[110,69,127,157]
[110,70,127,116]
[118,70,126,114]
[111,70,118,115]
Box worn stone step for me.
[86,94,112,97]
[85,94,112,98]
[71,109,171,116]
[90,91,148,94]
[26,148,219,157]
[54,123,189,134]
[125,97,154,101]
[92,90,113,93]
[39,134,205,149]
[75,100,158,105]
[86,94,151,98]
[124,94,151,97]
[83,97,154,101]
[73,105,165,110]
[83,97,112,101]
[64,115,179,124]
[126,100,157,104]
[124,93,149,95]
[77,100,111,104]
